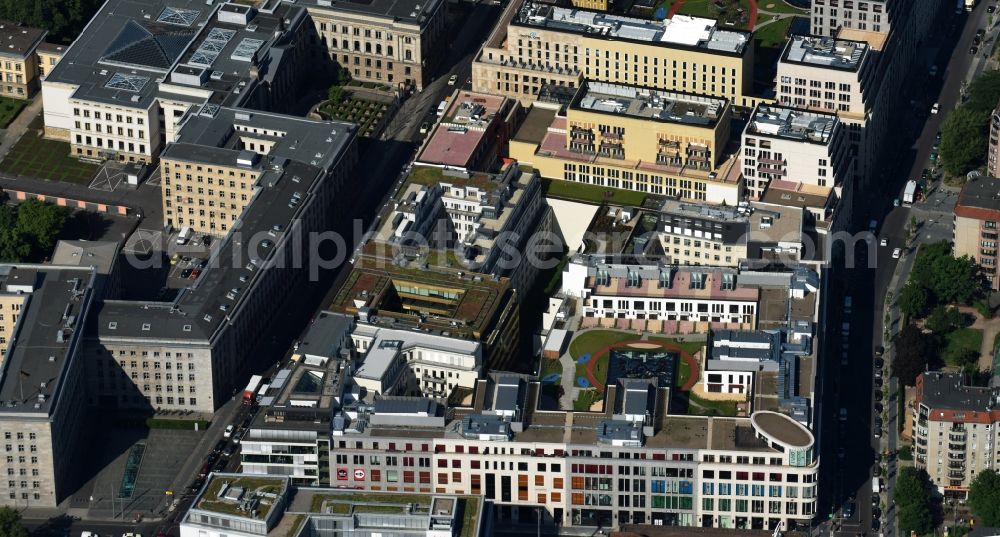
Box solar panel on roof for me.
[157,6,200,26]
[105,72,149,92]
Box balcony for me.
[949,471,966,479]
[949,459,966,468]
[949,432,967,442]
[949,443,966,451]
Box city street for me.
[815,1,995,536]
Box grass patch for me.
[661,0,755,27]
[569,330,638,359]
[542,253,570,295]
[0,97,27,129]
[540,357,563,378]
[676,358,693,388]
[687,392,738,416]
[310,492,430,513]
[647,336,705,356]
[145,418,210,430]
[943,327,984,367]
[0,117,99,184]
[198,477,283,519]
[318,96,388,138]
[540,177,646,206]
[753,17,794,48]
[459,498,479,537]
[757,0,808,14]
[574,389,603,411]
[286,515,306,537]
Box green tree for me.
[898,283,930,318]
[941,107,988,176]
[970,469,1000,526]
[0,506,28,537]
[925,305,969,334]
[15,199,68,255]
[895,467,934,536]
[892,324,939,386]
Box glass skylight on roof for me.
[188,28,236,67]
[157,6,200,26]
[231,38,264,62]
[105,72,149,92]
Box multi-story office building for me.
[561,258,819,334]
[914,372,1000,497]
[989,100,1000,178]
[0,265,97,507]
[180,474,491,537]
[741,104,851,203]
[654,200,804,266]
[160,107,355,237]
[0,21,46,99]
[375,163,550,293]
[472,0,755,107]
[330,262,521,372]
[776,35,875,185]
[810,0,895,37]
[953,175,1000,290]
[349,315,482,400]
[42,0,316,163]
[510,81,742,204]
[416,91,518,172]
[244,369,818,532]
[84,110,358,415]
[303,0,447,92]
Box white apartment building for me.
[741,104,851,201]
[349,316,482,400]
[561,257,819,333]
[810,0,895,37]
[777,35,875,185]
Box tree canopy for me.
[970,469,1000,526]
[903,241,983,315]
[925,305,969,335]
[0,506,28,537]
[892,323,940,386]
[894,467,934,536]
[0,0,103,43]
[940,70,1000,176]
[898,283,929,319]
[0,200,70,263]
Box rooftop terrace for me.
[571,81,727,127]
[782,35,869,70]
[748,105,838,144]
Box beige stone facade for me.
[472,2,756,107]
[308,0,447,92]
[161,159,261,237]
[0,295,25,360]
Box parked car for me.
[929,64,938,76]
[892,248,902,259]
[874,357,884,369]
[419,122,430,134]
[931,102,940,114]
[180,268,193,279]
[879,238,888,247]
[971,46,980,55]
[224,425,234,438]
[989,4,996,13]
[190,269,202,280]
[874,391,883,402]
[875,377,884,388]
[447,74,458,86]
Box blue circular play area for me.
[577,376,591,388]
[576,353,591,365]
[541,373,562,384]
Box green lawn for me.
[574,388,603,411]
[0,118,99,184]
[753,17,794,49]
[540,357,563,378]
[662,0,754,27]
[687,392,738,416]
[676,358,692,388]
[0,97,26,129]
[944,327,984,367]
[757,0,808,14]
[540,177,646,207]
[569,330,639,359]
[648,336,705,356]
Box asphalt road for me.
[815,2,994,536]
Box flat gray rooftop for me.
[748,105,837,144]
[515,6,750,55]
[572,81,726,127]
[0,21,46,60]
[45,0,212,109]
[0,266,95,415]
[957,175,1000,213]
[920,371,998,412]
[783,34,868,71]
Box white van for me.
[872,477,881,493]
[176,227,192,245]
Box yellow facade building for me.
[509,80,743,204]
[0,21,46,100]
[472,2,756,107]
